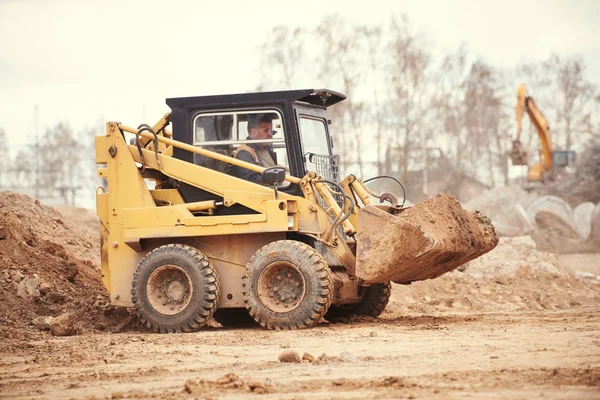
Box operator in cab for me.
[232,113,278,184]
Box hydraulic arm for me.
[510,83,554,181]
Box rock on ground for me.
[278,350,301,363]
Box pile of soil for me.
[53,205,100,236]
[388,236,600,314]
[465,184,600,253]
[465,185,536,229]
[0,192,126,340]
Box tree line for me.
[257,15,600,198]
[1,14,598,205]
[0,123,98,206]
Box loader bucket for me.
[355,194,498,284]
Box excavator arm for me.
[510,83,554,181]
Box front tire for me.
[242,240,332,330]
[325,282,391,321]
[131,244,220,333]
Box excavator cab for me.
[553,150,576,169]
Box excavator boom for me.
[510,84,555,181]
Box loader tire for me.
[325,282,391,321]
[131,244,220,333]
[242,240,333,330]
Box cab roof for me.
[166,89,346,110]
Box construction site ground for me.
[0,308,599,399]
[1,192,599,399]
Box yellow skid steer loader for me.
[95,89,498,333]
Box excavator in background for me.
[509,83,575,183]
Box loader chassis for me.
[96,89,498,333]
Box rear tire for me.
[242,240,332,330]
[325,282,391,321]
[131,244,220,333]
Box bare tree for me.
[0,127,8,187]
[463,61,508,186]
[252,14,599,197]
[12,149,34,189]
[258,26,307,89]
[315,15,367,176]
[386,15,432,194]
[359,25,387,175]
[39,123,83,204]
[431,44,469,174]
[554,55,597,150]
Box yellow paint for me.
[97,115,364,306]
[514,83,554,182]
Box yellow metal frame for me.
[96,116,368,306]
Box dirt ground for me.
[1,309,599,399]
[1,192,599,399]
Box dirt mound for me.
[52,205,100,236]
[387,236,600,314]
[536,140,600,207]
[464,185,536,232]
[465,184,600,253]
[0,191,126,340]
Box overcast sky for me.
[1,0,599,151]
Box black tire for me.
[242,240,332,330]
[325,282,391,321]
[131,244,220,333]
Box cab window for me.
[299,116,331,173]
[192,110,289,173]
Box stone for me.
[313,352,339,364]
[64,262,79,282]
[246,381,265,392]
[17,276,40,298]
[534,261,561,276]
[0,226,7,239]
[32,316,52,330]
[340,351,358,362]
[216,373,240,385]
[302,352,315,362]
[48,313,75,336]
[370,331,377,337]
[39,282,52,295]
[575,271,596,280]
[278,350,301,363]
[46,291,67,303]
[12,270,25,282]
[1,271,10,281]
[183,380,199,394]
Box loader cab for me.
[166,89,346,202]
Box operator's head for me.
[247,114,273,142]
